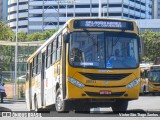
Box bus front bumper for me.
[66,81,140,100]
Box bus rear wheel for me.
[34,96,39,112]
[55,88,69,113]
[1,95,3,103]
[111,100,128,113]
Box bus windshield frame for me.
[68,31,139,69]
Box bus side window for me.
[57,34,62,61]
[31,61,34,77]
[37,53,41,74]
[52,39,57,64]
[46,43,52,68]
[33,56,37,77]
[26,63,29,81]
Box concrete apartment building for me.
[153,0,160,19]
[8,0,152,33]
[0,0,8,21]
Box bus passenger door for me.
[41,52,46,106]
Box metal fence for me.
[0,41,44,82]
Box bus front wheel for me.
[55,88,69,113]
[111,100,128,113]
[75,106,90,113]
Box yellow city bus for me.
[139,63,150,94]
[148,65,160,95]
[26,18,141,113]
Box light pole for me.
[102,6,107,17]
[73,0,75,18]
[72,0,79,18]
[98,0,102,17]
[66,1,68,22]
[14,0,19,99]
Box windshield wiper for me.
[112,30,125,46]
[82,28,97,45]
[106,31,125,63]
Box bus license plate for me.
[100,90,112,95]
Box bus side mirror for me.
[64,33,70,43]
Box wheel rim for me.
[56,91,63,111]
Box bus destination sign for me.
[74,20,134,30]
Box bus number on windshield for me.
[86,80,96,83]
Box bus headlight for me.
[68,77,85,88]
[126,78,140,88]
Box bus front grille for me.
[85,91,125,97]
[85,85,126,88]
[80,72,131,80]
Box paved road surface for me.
[0,96,160,118]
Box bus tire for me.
[152,92,156,96]
[111,100,128,113]
[55,88,69,113]
[1,95,3,103]
[143,86,146,93]
[34,96,39,112]
[75,106,90,113]
[141,86,146,96]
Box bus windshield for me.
[69,32,139,69]
[150,70,160,82]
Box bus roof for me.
[66,17,137,23]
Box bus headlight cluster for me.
[126,78,140,88]
[68,77,85,88]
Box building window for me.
[129,15,135,18]
[135,8,140,12]
[136,0,141,4]
[129,6,134,10]
[124,13,128,17]
[76,13,90,17]
[109,13,121,16]
[123,5,128,8]
[92,4,98,8]
[75,5,90,8]
[109,4,122,7]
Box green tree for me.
[27,29,57,41]
[0,21,14,41]
[18,31,27,42]
[0,26,57,71]
[0,22,14,71]
[42,29,58,40]
[27,32,43,41]
[140,31,160,63]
